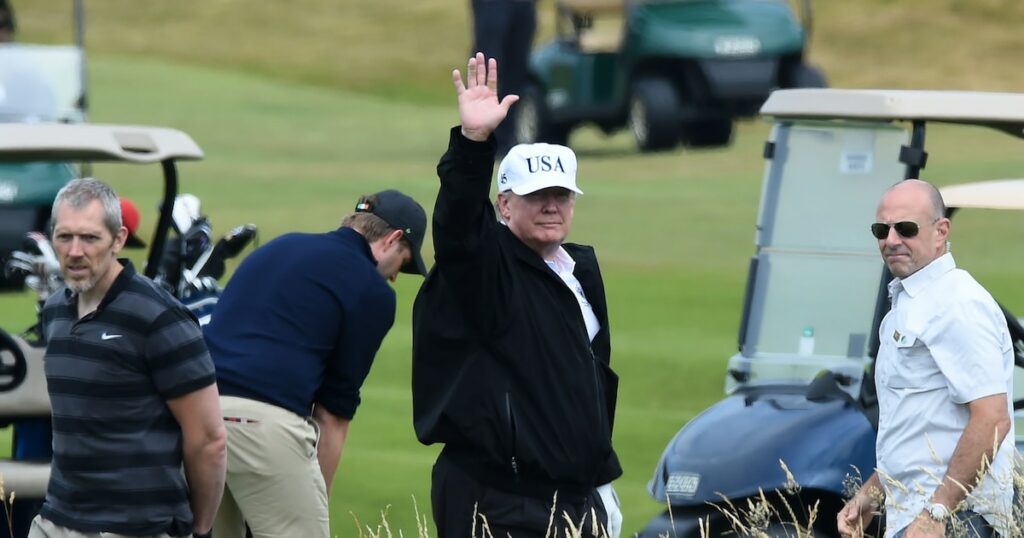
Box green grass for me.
[13,0,1024,104]
[2,54,1023,536]
[3,1,1024,535]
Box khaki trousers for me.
[212,396,330,538]
[27,516,183,538]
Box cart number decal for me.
[0,181,16,202]
[666,472,701,497]
[714,36,761,56]
[840,151,873,175]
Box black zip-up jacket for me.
[412,128,622,499]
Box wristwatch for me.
[193,530,213,538]
[926,502,950,521]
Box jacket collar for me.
[497,226,608,325]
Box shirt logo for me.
[892,329,912,346]
[101,332,123,340]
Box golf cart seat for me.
[0,460,49,498]
[559,0,625,53]
[0,329,50,416]
[579,27,623,54]
[0,329,51,515]
[560,0,623,14]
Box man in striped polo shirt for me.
[29,178,226,538]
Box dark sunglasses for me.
[870,221,921,240]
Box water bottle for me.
[798,326,815,356]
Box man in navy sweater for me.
[206,190,427,538]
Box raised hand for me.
[452,52,519,142]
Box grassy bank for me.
[14,0,1024,104]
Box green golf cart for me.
[515,0,825,152]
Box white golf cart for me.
[0,122,203,537]
[0,0,89,289]
[639,90,1024,537]
[940,177,1024,447]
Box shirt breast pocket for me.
[883,332,945,391]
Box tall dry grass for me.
[697,455,1023,538]
[1,474,13,538]
[350,494,615,538]
[0,453,1021,538]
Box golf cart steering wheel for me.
[0,327,28,392]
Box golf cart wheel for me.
[787,63,828,88]
[682,118,734,148]
[515,85,570,146]
[629,78,680,152]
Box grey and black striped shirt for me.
[38,260,215,536]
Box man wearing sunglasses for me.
[838,180,1014,538]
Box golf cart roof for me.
[0,123,204,163]
[761,89,1024,138]
[940,179,1024,211]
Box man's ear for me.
[496,193,511,221]
[387,228,405,248]
[936,217,951,241]
[112,226,128,254]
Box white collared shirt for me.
[875,253,1015,537]
[545,246,600,342]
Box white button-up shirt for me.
[875,253,1015,537]
[546,246,600,342]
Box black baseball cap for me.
[355,189,427,276]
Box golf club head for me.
[221,224,258,259]
[24,231,59,274]
[170,193,202,234]
[180,218,213,270]
[5,235,64,300]
[197,224,257,280]
[3,251,36,279]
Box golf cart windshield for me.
[726,119,906,392]
[0,44,85,123]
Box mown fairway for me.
[3,1,1024,535]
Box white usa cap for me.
[496,143,583,196]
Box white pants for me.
[212,396,330,538]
